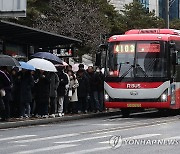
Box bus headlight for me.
[160,90,168,102]
[104,92,109,102]
[161,93,167,102]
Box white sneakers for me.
[57,113,64,117]
[49,114,55,118]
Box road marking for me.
[100,134,161,144]
[12,144,77,154]
[10,133,78,143]
[63,146,111,154]
[55,135,111,144]
[81,118,178,135]
[0,135,36,141]
[163,136,180,140]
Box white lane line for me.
[12,144,77,154]
[163,136,180,140]
[55,135,111,144]
[10,133,78,143]
[64,146,111,154]
[0,135,37,141]
[93,122,170,135]
[100,134,161,144]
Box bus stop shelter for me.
[0,20,82,47]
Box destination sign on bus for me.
[137,43,160,53]
[114,44,135,53]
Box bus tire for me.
[121,109,130,118]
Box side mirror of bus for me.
[169,42,176,50]
[172,51,178,65]
[99,44,108,50]
[95,51,101,66]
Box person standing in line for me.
[76,68,90,113]
[57,66,69,117]
[0,69,11,121]
[93,67,104,112]
[34,70,51,118]
[86,66,95,112]
[10,67,20,118]
[67,70,79,114]
[0,67,13,121]
[49,72,59,118]
[19,69,34,118]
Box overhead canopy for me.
[0,20,82,47]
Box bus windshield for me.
[107,41,167,79]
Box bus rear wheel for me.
[121,109,130,118]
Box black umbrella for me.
[31,52,63,64]
[0,55,20,67]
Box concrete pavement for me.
[0,110,121,129]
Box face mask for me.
[96,69,100,73]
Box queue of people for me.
[0,63,104,122]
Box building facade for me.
[109,0,159,16]
[159,0,180,21]
[109,0,180,20]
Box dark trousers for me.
[35,99,49,116]
[87,92,95,112]
[49,97,56,115]
[63,95,69,113]
[68,101,77,113]
[78,97,87,113]
[1,98,10,120]
[93,91,104,112]
[20,101,31,117]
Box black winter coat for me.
[93,72,104,92]
[20,71,34,103]
[57,71,69,96]
[77,72,89,98]
[34,72,51,102]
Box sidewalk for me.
[0,109,121,129]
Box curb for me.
[0,110,121,129]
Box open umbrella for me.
[27,58,57,72]
[0,55,20,67]
[19,61,35,71]
[31,52,63,64]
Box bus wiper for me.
[119,64,135,80]
[136,64,148,77]
[117,62,129,76]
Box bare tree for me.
[33,0,110,55]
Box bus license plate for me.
[127,104,141,107]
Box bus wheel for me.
[121,109,130,118]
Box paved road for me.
[0,110,180,154]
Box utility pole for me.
[165,0,169,28]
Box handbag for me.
[0,89,5,97]
[68,89,72,97]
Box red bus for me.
[97,29,180,117]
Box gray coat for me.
[49,72,59,97]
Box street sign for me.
[0,0,26,17]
